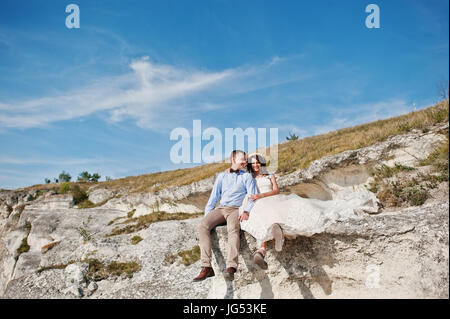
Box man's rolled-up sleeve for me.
[204,173,223,215]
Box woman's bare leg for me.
[272,223,284,252]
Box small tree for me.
[59,171,72,182]
[90,173,101,182]
[44,178,51,184]
[286,131,299,141]
[437,78,449,101]
[77,171,92,182]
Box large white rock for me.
[88,189,115,205]
[0,122,447,299]
[208,201,449,299]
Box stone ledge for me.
[209,202,449,299]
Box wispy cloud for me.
[311,98,418,135]
[0,55,300,131]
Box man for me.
[193,150,258,282]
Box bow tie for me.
[230,168,240,174]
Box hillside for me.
[0,99,448,299]
[12,100,448,196]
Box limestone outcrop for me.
[0,123,448,299]
[209,201,448,299]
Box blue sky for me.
[0,0,448,189]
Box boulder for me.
[208,201,449,299]
[88,189,115,205]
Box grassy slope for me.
[14,100,449,195]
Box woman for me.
[238,153,378,270]
[237,154,284,270]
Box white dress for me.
[239,174,378,245]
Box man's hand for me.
[238,211,249,222]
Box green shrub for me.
[16,221,32,256]
[17,237,30,254]
[377,179,429,207]
[77,200,96,208]
[107,261,140,278]
[127,209,136,218]
[16,204,26,215]
[131,235,142,245]
[71,185,88,204]
[83,258,140,280]
[164,245,201,266]
[178,245,201,266]
[34,189,46,199]
[58,182,71,194]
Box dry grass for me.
[164,245,201,266]
[274,100,449,174]
[16,100,449,194]
[36,260,76,274]
[419,133,449,177]
[101,162,230,194]
[367,164,416,193]
[36,258,140,280]
[107,211,203,237]
[16,221,32,256]
[376,178,430,207]
[368,133,449,208]
[130,235,143,245]
[41,241,61,254]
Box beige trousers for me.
[197,206,240,269]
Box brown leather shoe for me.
[193,267,215,282]
[223,267,236,281]
[253,251,268,270]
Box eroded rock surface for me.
[0,124,448,299]
[209,202,448,299]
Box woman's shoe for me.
[253,250,268,270]
[272,224,284,252]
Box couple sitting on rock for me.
[193,149,287,282]
[193,149,377,282]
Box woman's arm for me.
[250,174,279,200]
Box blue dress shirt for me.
[204,169,258,215]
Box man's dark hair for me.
[231,150,246,163]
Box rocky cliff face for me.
[0,124,448,299]
[209,201,448,299]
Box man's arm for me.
[239,175,258,222]
[204,173,223,215]
[244,174,258,213]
